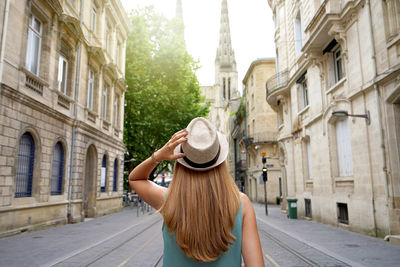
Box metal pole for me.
[264,179,268,215]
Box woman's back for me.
[162,203,242,267]
[128,117,264,266]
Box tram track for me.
[257,218,352,267]
[48,214,163,267]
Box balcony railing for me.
[266,69,288,96]
[247,131,277,144]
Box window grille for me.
[113,159,118,192]
[26,14,42,75]
[51,142,64,195]
[101,155,107,192]
[337,202,349,224]
[305,199,312,218]
[16,133,35,197]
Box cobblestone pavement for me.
[0,203,399,266]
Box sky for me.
[120,0,276,91]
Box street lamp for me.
[261,152,268,216]
[332,110,371,125]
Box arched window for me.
[228,78,231,100]
[113,158,118,192]
[16,133,35,197]
[51,142,64,195]
[101,155,107,192]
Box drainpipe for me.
[67,0,83,224]
[0,0,11,101]
[366,0,392,236]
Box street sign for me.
[267,164,274,168]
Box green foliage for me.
[124,7,209,185]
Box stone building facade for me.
[241,58,282,203]
[0,0,129,236]
[267,0,400,238]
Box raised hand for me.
[154,129,188,162]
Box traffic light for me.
[262,156,266,164]
[262,167,267,182]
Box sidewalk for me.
[0,206,157,267]
[253,203,400,267]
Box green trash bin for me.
[286,198,298,219]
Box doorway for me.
[84,145,97,218]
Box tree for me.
[124,7,209,187]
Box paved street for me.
[0,203,399,267]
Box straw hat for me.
[174,117,229,171]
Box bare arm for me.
[128,129,187,209]
[241,193,264,267]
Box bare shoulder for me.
[240,193,252,217]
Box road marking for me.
[264,252,280,267]
[117,230,162,267]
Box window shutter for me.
[336,119,353,176]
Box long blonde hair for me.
[158,161,240,262]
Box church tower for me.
[215,0,238,102]
[175,0,183,20]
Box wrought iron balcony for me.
[266,69,288,96]
[247,131,277,144]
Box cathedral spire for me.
[176,0,183,20]
[215,0,236,72]
[215,0,238,102]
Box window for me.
[333,46,343,82]
[383,0,400,38]
[87,70,94,110]
[305,199,312,218]
[57,56,68,94]
[101,155,107,192]
[251,75,254,86]
[297,73,308,110]
[16,133,35,197]
[102,86,108,120]
[91,3,97,33]
[337,202,349,224]
[51,142,64,195]
[113,159,118,192]
[114,95,119,127]
[324,40,345,86]
[294,10,303,57]
[26,14,42,75]
[228,78,231,100]
[336,118,353,176]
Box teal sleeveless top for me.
[162,203,242,267]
